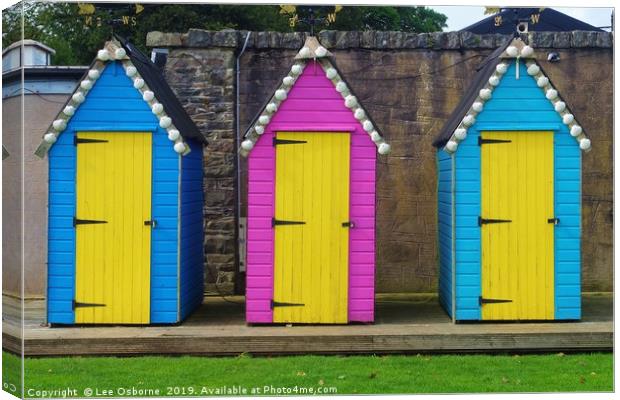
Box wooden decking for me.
[2,294,612,356]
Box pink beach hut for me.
[240,37,391,324]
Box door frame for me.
[271,130,352,323]
[478,129,556,320]
[72,128,156,324]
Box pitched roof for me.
[434,37,591,153]
[239,36,390,157]
[118,36,204,143]
[461,8,603,34]
[35,37,204,158]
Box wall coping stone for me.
[147,29,613,50]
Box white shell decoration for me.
[479,88,492,100]
[454,128,467,141]
[378,142,391,155]
[570,125,582,137]
[291,64,303,76]
[114,47,127,60]
[159,116,172,129]
[254,125,265,135]
[370,131,382,142]
[275,89,287,101]
[173,142,186,154]
[167,129,180,141]
[462,115,476,127]
[354,108,366,120]
[80,80,93,90]
[495,63,508,74]
[562,114,574,125]
[362,120,374,132]
[52,119,66,131]
[521,45,534,58]
[63,105,75,116]
[488,75,500,86]
[125,66,137,77]
[97,49,110,61]
[344,95,357,108]
[283,76,295,86]
[446,140,458,152]
[506,46,519,57]
[336,81,348,93]
[472,102,484,113]
[258,115,270,125]
[554,101,566,113]
[315,46,328,58]
[326,68,337,80]
[241,139,254,150]
[266,103,277,113]
[133,78,145,89]
[151,103,164,115]
[88,69,100,80]
[537,76,549,88]
[579,138,591,150]
[545,89,558,100]
[72,92,85,103]
[143,91,155,102]
[527,64,540,76]
[43,133,57,144]
[299,47,311,58]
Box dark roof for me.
[433,39,512,148]
[117,36,206,144]
[461,8,603,34]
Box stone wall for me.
[149,29,613,294]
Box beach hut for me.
[36,37,206,325]
[434,37,590,321]
[241,37,390,324]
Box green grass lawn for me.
[3,352,613,397]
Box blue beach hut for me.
[433,37,590,321]
[36,37,206,325]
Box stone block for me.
[335,31,360,48]
[146,31,183,47]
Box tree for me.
[2,3,447,66]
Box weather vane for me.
[78,2,144,30]
[279,5,342,35]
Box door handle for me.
[144,219,157,228]
[547,218,560,225]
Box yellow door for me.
[75,132,152,324]
[273,131,350,323]
[481,131,554,320]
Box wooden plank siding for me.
[179,138,205,320]
[47,61,184,324]
[246,60,377,323]
[440,60,582,321]
[437,151,453,319]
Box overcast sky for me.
[430,6,614,31]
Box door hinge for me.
[73,217,108,227]
[72,300,106,310]
[270,300,305,309]
[273,138,308,146]
[478,217,512,226]
[74,137,109,146]
[342,221,355,228]
[478,137,512,146]
[144,219,157,228]
[547,217,560,225]
[479,296,513,305]
[272,217,305,227]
